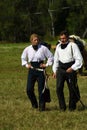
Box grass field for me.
[0,43,87,130]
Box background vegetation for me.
[0,43,87,130]
[0,0,87,42]
[0,0,87,129]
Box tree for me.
[66,0,87,37]
[0,0,87,42]
[0,0,14,41]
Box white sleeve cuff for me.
[25,64,29,68]
[46,63,49,67]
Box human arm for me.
[52,46,59,78]
[52,46,59,74]
[68,43,83,71]
[21,47,31,68]
[40,47,54,68]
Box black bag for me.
[43,87,51,102]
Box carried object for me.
[42,86,51,103]
[41,71,51,103]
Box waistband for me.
[59,60,75,70]
[30,61,43,68]
[30,66,44,71]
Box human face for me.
[31,37,39,45]
[60,34,68,44]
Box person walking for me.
[21,33,53,111]
[52,30,83,111]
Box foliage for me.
[0,0,87,42]
[66,0,87,36]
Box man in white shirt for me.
[21,33,53,111]
[53,30,83,111]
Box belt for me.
[30,66,44,71]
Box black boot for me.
[32,103,38,109]
[69,101,76,111]
[39,103,45,111]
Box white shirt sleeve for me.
[71,43,83,70]
[21,47,28,66]
[43,46,54,66]
[52,46,59,73]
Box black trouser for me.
[27,68,45,108]
[56,67,80,110]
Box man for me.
[52,30,83,111]
[21,34,53,111]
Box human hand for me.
[26,64,32,69]
[40,63,46,68]
[66,67,73,73]
[52,73,56,78]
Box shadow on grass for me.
[45,105,59,111]
[45,103,87,112]
[77,106,87,111]
[80,72,87,76]
[77,103,87,111]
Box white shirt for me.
[21,44,54,67]
[52,42,83,73]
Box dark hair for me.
[60,30,69,38]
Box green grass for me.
[0,43,87,130]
